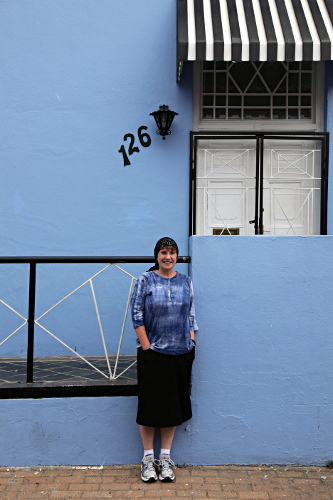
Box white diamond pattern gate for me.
[196,139,257,235]
[263,141,322,235]
[192,133,328,236]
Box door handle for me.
[249,219,255,224]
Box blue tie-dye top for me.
[130,271,198,355]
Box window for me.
[201,61,313,121]
[194,61,325,131]
[191,62,327,235]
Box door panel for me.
[196,139,257,235]
[262,140,322,235]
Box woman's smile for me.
[157,247,177,275]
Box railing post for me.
[27,262,36,383]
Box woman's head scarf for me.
[147,237,179,272]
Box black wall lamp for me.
[150,105,178,140]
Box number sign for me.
[118,126,152,166]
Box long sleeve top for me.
[130,271,198,355]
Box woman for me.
[130,237,198,483]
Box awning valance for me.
[177,0,333,80]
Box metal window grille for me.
[201,62,314,121]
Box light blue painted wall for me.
[190,236,333,465]
[1,236,333,466]
[1,0,333,468]
[0,0,193,356]
[0,0,193,257]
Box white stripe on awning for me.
[317,0,333,60]
[252,0,267,60]
[177,0,333,79]
[219,0,232,60]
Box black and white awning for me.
[177,0,333,79]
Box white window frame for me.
[193,61,325,132]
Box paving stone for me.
[0,465,332,500]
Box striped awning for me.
[177,0,333,79]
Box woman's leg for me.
[139,425,158,482]
[139,425,156,450]
[160,426,176,450]
[158,426,177,481]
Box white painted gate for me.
[194,135,327,236]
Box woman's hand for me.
[135,326,150,350]
[190,330,196,347]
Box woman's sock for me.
[143,449,154,458]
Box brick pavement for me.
[0,464,332,500]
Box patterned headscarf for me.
[147,237,179,272]
[154,237,179,260]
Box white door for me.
[196,138,257,235]
[195,136,325,235]
[262,139,322,235]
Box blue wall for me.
[0,0,193,257]
[1,1,333,467]
[0,0,193,357]
[190,236,333,465]
[1,236,333,466]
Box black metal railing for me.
[0,256,191,384]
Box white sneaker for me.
[158,454,175,482]
[141,454,158,482]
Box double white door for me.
[195,135,327,235]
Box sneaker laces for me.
[142,455,158,472]
[159,454,175,471]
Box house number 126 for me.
[118,126,152,166]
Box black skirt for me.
[136,347,195,428]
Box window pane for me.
[216,61,227,70]
[244,109,270,119]
[216,72,226,93]
[273,109,286,119]
[203,61,214,70]
[203,95,214,106]
[276,79,287,93]
[288,109,299,119]
[288,96,298,106]
[301,96,311,106]
[216,108,226,119]
[289,62,300,71]
[301,73,312,93]
[203,72,214,93]
[288,73,299,93]
[229,62,256,91]
[228,108,242,119]
[273,96,286,106]
[216,95,226,106]
[260,62,286,92]
[228,78,240,93]
[301,61,312,70]
[301,108,311,119]
[203,108,214,119]
[247,75,268,93]
[244,96,270,106]
[229,96,241,106]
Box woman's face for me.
[157,246,177,273]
